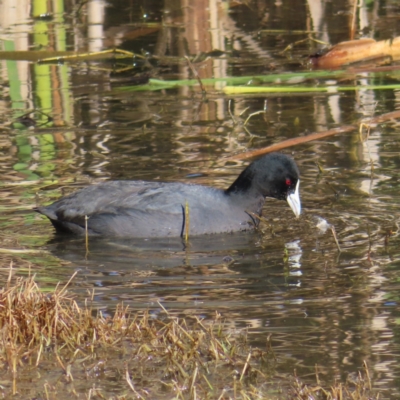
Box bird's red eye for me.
[285,178,291,186]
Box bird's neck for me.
[225,167,254,195]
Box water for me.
[1,0,400,397]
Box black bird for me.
[36,153,301,237]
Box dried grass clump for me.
[0,271,142,371]
[0,271,274,397]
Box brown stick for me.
[226,110,400,161]
[226,126,355,160]
[367,109,400,124]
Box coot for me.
[36,153,301,237]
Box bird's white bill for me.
[287,180,301,218]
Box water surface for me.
[1,0,400,397]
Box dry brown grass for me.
[288,362,377,400]
[0,267,379,399]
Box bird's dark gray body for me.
[38,181,264,237]
[36,153,301,238]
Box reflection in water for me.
[286,240,302,279]
[42,229,308,314]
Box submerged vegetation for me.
[0,268,378,399]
